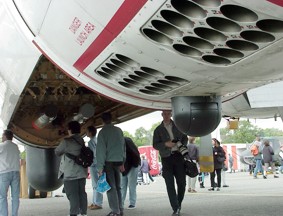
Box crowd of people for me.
[1,111,283,216]
[250,136,280,179]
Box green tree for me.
[123,131,134,140]
[134,127,152,146]
[220,120,260,143]
[221,120,283,143]
[260,128,283,137]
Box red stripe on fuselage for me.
[267,0,283,7]
[73,0,147,71]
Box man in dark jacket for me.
[121,137,141,209]
[153,110,188,216]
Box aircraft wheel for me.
[40,191,48,198]
[28,185,36,199]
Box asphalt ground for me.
[14,171,283,216]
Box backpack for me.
[65,137,94,168]
[125,137,141,167]
[250,144,259,156]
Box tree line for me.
[123,120,283,146]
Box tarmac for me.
[15,171,283,216]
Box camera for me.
[177,142,189,157]
[172,138,188,156]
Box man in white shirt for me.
[0,130,21,216]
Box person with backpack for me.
[55,121,88,216]
[252,136,264,179]
[121,137,141,210]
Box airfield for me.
[16,171,283,216]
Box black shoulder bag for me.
[65,137,94,168]
[184,157,199,178]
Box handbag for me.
[184,159,199,178]
[96,172,111,193]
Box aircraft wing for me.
[222,81,283,119]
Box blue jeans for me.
[89,165,103,206]
[254,159,264,177]
[121,167,138,207]
[0,171,20,216]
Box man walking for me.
[0,129,21,216]
[153,110,188,216]
[97,112,125,216]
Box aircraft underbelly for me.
[13,0,283,109]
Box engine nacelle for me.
[26,146,63,192]
[171,96,221,137]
